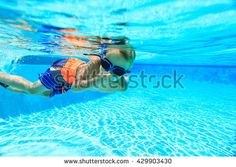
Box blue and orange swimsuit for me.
[39,58,85,97]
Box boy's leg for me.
[5,86,27,94]
[0,72,49,95]
[5,86,53,96]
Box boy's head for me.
[104,44,136,73]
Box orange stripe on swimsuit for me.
[61,58,85,84]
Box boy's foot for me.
[0,82,9,88]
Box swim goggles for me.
[99,44,131,76]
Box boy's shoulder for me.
[77,55,100,75]
[86,55,101,68]
[87,55,100,63]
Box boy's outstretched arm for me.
[72,74,128,92]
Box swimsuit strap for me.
[100,43,106,56]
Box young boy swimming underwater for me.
[0,44,135,97]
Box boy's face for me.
[105,49,131,70]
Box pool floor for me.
[0,78,235,156]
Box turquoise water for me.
[0,0,236,156]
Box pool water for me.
[0,0,236,156]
